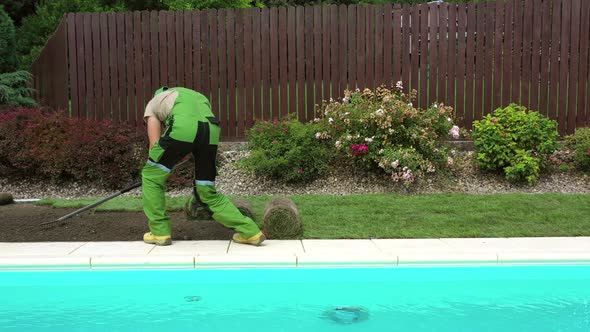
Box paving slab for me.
[0,242,87,256]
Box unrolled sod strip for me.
[262,197,303,239]
[0,193,14,205]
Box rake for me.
[40,158,191,227]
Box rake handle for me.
[40,158,191,227]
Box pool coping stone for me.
[1,237,590,270]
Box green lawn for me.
[38,193,590,239]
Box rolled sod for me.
[0,193,14,205]
[262,197,303,239]
[184,195,213,221]
[233,197,254,220]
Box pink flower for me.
[283,128,289,132]
[490,119,496,123]
[272,140,277,144]
[587,149,590,155]
[449,125,460,139]
[350,143,369,156]
[297,169,304,174]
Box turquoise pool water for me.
[1,265,589,331]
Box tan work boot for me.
[143,232,172,246]
[232,231,266,246]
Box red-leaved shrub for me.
[0,106,148,188]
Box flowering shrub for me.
[315,83,457,184]
[472,104,558,184]
[238,117,333,183]
[565,127,590,172]
[0,106,147,188]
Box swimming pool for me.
[1,265,589,331]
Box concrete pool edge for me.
[1,237,590,270]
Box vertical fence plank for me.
[199,10,209,95]
[125,14,135,125]
[539,0,552,117]
[140,12,150,113]
[261,8,270,120]
[383,4,392,87]
[567,0,581,134]
[227,9,244,139]
[209,10,219,119]
[226,9,237,138]
[314,6,323,105]
[401,5,411,91]
[474,2,485,120]
[149,11,159,96]
[270,7,279,119]
[410,5,419,94]
[90,15,103,118]
[192,11,201,91]
[502,1,513,107]
[107,13,118,121]
[483,1,494,116]
[456,4,467,127]
[166,12,176,85]
[99,13,110,121]
[218,9,228,136]
[558,0,571,134]
[530,0,542,113]
[521,0,533,110]
[330,5,339,98]
[374,5,384,88]
[493,0,503,111]
[82,14,94,120]
[447,2,457,111]
[252,9,262,121]
[158,12,168,87]
[306,6,316,118]
[464,3,476,129]
[297,6,306,120]
[548,0,562,122]
[392,5,401,84]
[175,11,184,86]
[428,2,439,105]
[366,5,375,90]
[279,7,288,117]
[438,3,447,104]
[116,13,127,121]
[338,4,347,97]
[322,5,330,100]
[184,11,193,90]
[240,9,250,136]
[287,6,297,116]
[133,13,143,124]
[418,4,428,108]
[511,0,523,105]
[357,5,366,90]
[347,5,357,91]
[578,0,590,127]
[55,21,69,110]
[74,14,86,118]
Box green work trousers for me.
[141,109,260,238]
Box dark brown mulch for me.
[0,203,233,242]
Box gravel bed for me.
[1,149,588,200]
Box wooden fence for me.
[32,0,590,139]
